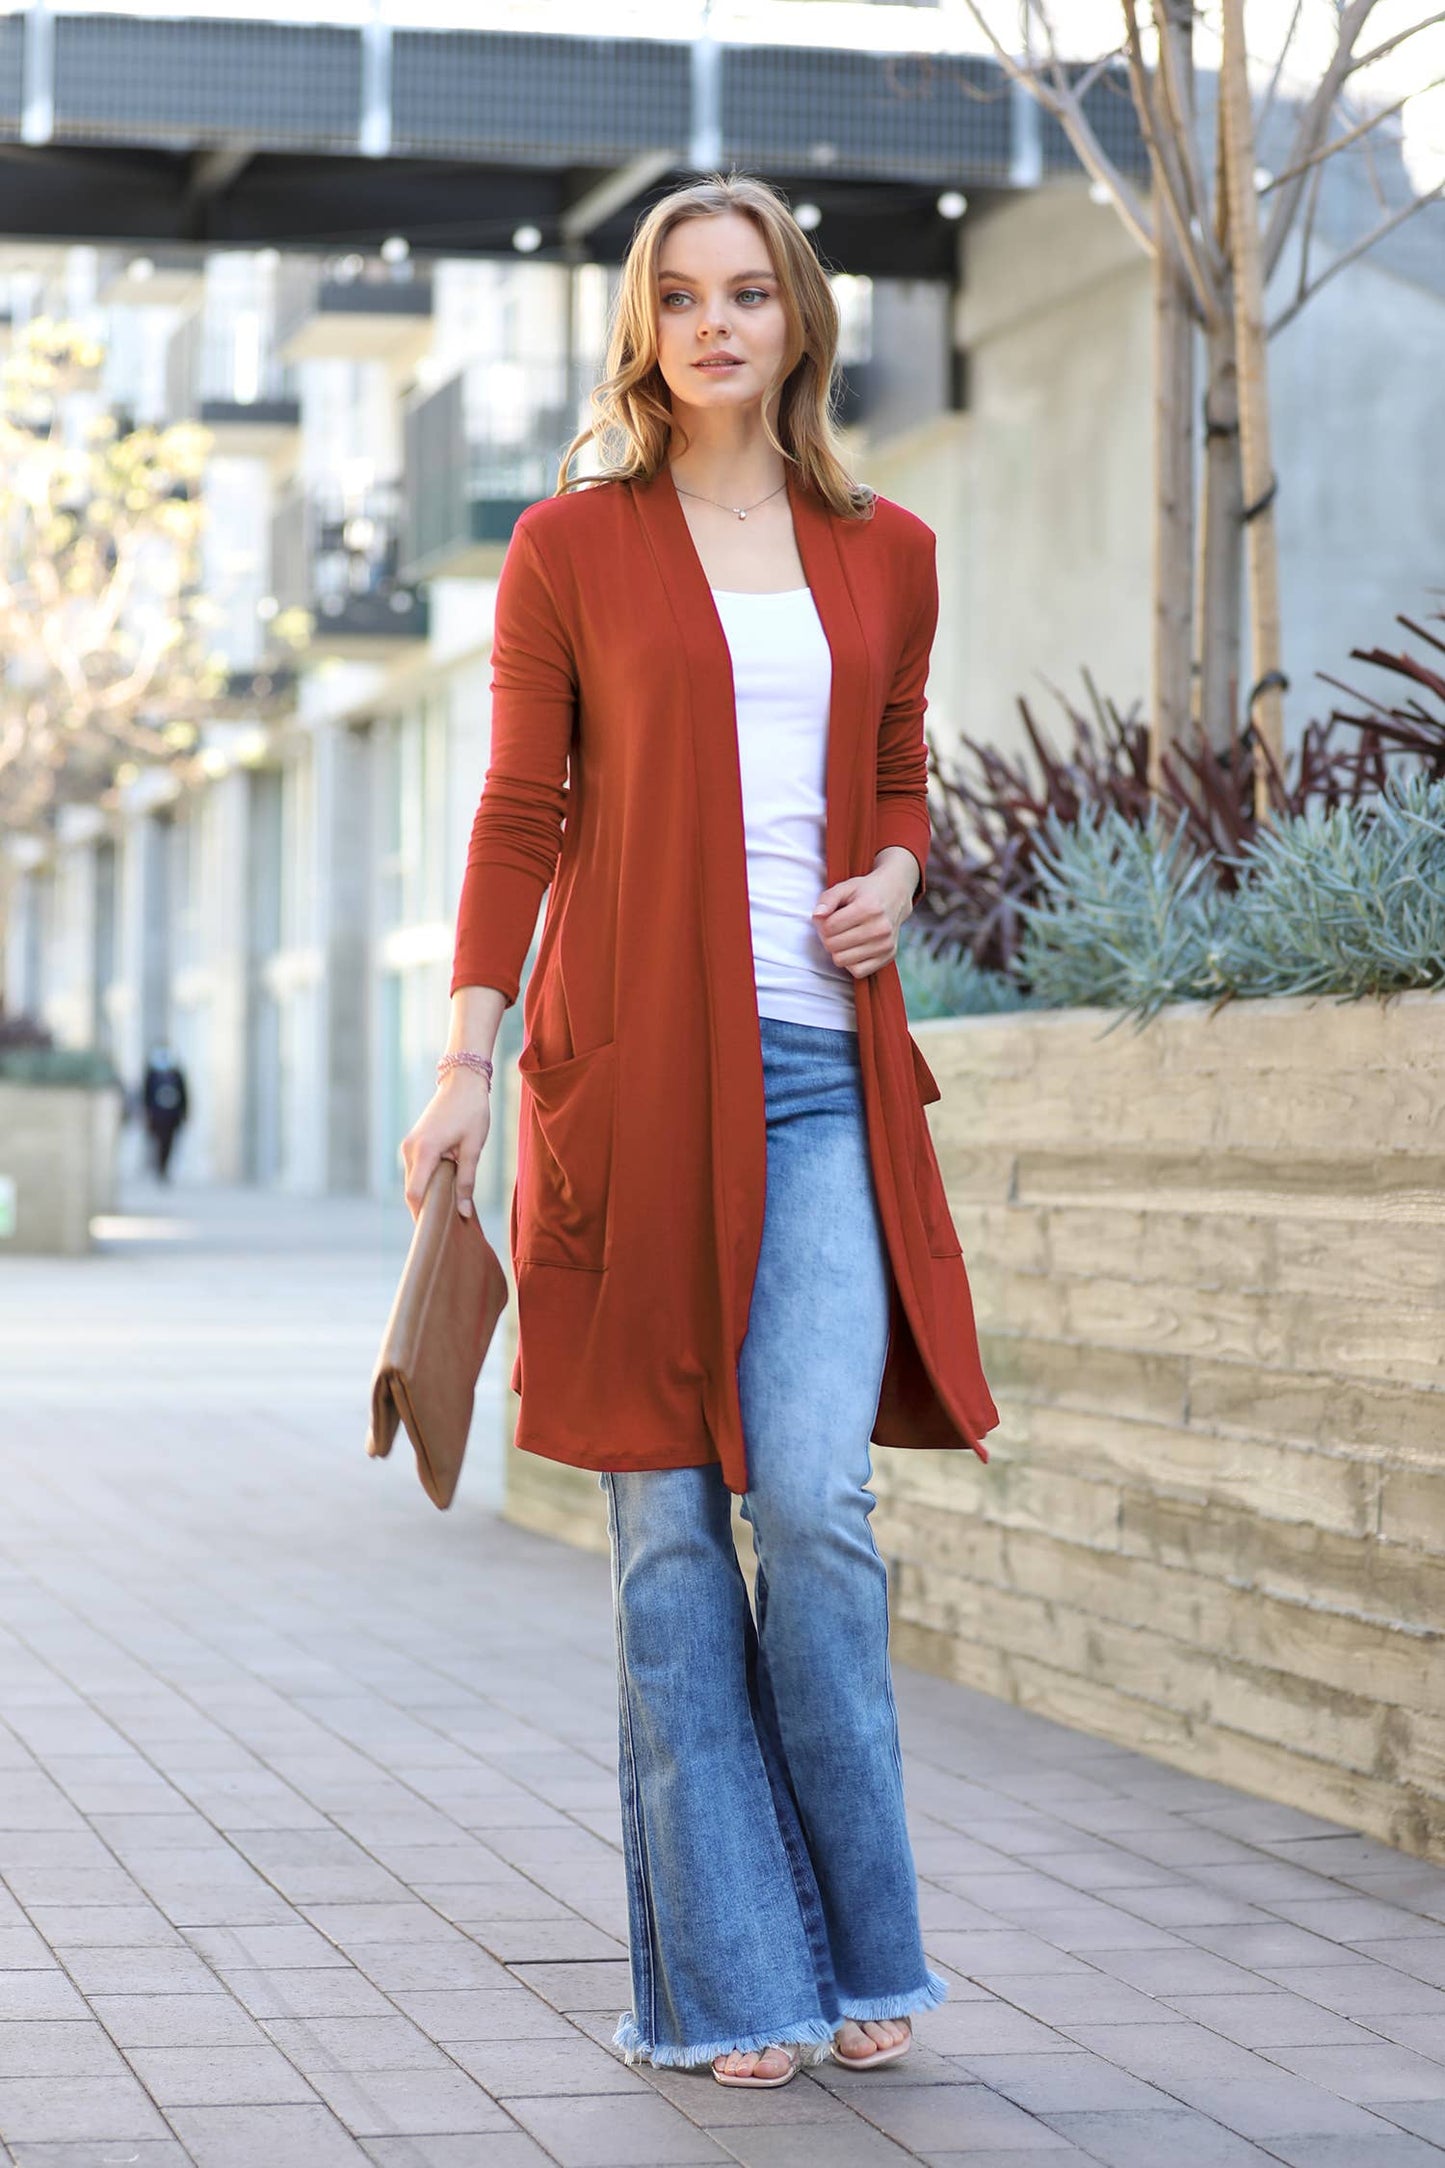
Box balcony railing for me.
[271,480,429,656]
[276,255,434,365]
[165,307,300,453]
[401,355,597,582]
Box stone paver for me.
[3,1179,1445,2167]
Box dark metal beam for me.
[0,146,983,279]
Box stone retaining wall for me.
[0,1081,122,1254]
[504,991,1445,1859]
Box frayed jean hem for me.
[613,2009,839,2071]
[834,1967,951,2025]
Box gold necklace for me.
[671,475,788,522]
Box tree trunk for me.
[1220,0,1287,819]
[1148,0,1197,790]
[1196,315,1244,753]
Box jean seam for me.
[604,1472,659,2053]
[751,1564,841,2023]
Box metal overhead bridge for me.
[0,10,1145,277]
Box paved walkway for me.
[4,1182,1445,2168]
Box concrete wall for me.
[863,179,1445,772]
[863,181,1154,769]
[1271,234,1445,727]
[504,990,1445,1864]
[0,1082,123,1253]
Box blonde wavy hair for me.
[554,170,874,521]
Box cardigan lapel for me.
[784,467,875,890]
[629,459,877,1390]
[630,461,765,1385]
[632,460,875,892]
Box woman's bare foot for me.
[833,2016,912,2061]
[712,2043,797,2081]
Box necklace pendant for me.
[736,508,747,520]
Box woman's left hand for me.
[811,849,920,981]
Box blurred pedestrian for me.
[402,172,998,2089]
[141,1040,188,1180]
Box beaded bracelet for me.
[437,1050,493,1086]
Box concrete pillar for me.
[1,841,49,1021]
[319,719,373,1193]
[174,770,251,1184]
[46,806,108,1052]
[111,785,178,1098]
[244,764,284,1185]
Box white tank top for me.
[711,585,858,1034]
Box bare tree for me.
[957,0,1444,816]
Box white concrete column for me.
[110,778,180,1099]
[1,839,50,1021]
[318,719,373,1194]
[171,771,252,1184]
[46,806,108,1052]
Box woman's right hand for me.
[400,1073,493,1222]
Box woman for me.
[402,172,999,2088]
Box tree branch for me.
[1261,0,1381,285]
[955,0,1158,255]
[1256,0,1306,141]
[1118,0,1222,316]
[1259,78,1445,197]
[1293,125,1327,314]
[1268,177,1445,334]
[1348,9,1445,74]
[1152,0,1215,248]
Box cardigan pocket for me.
[516,1035,617,1271]
[907,1032,943,1106]
[905,1032,961,1257]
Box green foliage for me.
[0,1047,122,1089]
[896,927,1033,1019]
[1015,804,1223,1026]
[1211,775,1445,1000]
[1007,777,1445,1023]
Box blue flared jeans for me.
[601,1012,949,2069]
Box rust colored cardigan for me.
[453,461,999,1491]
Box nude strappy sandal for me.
[829,2018,913,2070]
[711,2042,804,2088]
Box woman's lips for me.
[694,357,742,369]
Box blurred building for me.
[2,24,1441,1203]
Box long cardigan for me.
[451,460,1000,1493]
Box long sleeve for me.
[451,518,577,1003]
[874,532,938,903]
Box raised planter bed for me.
[503,990,1445,1860]
[0,1078,124,1255]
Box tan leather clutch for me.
[365,1157,510,1510]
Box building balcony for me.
[97,248,205,310]
[401,356,593,582]
[164,309,300,461]
[270,480,429,660]
[276,255,434,369]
